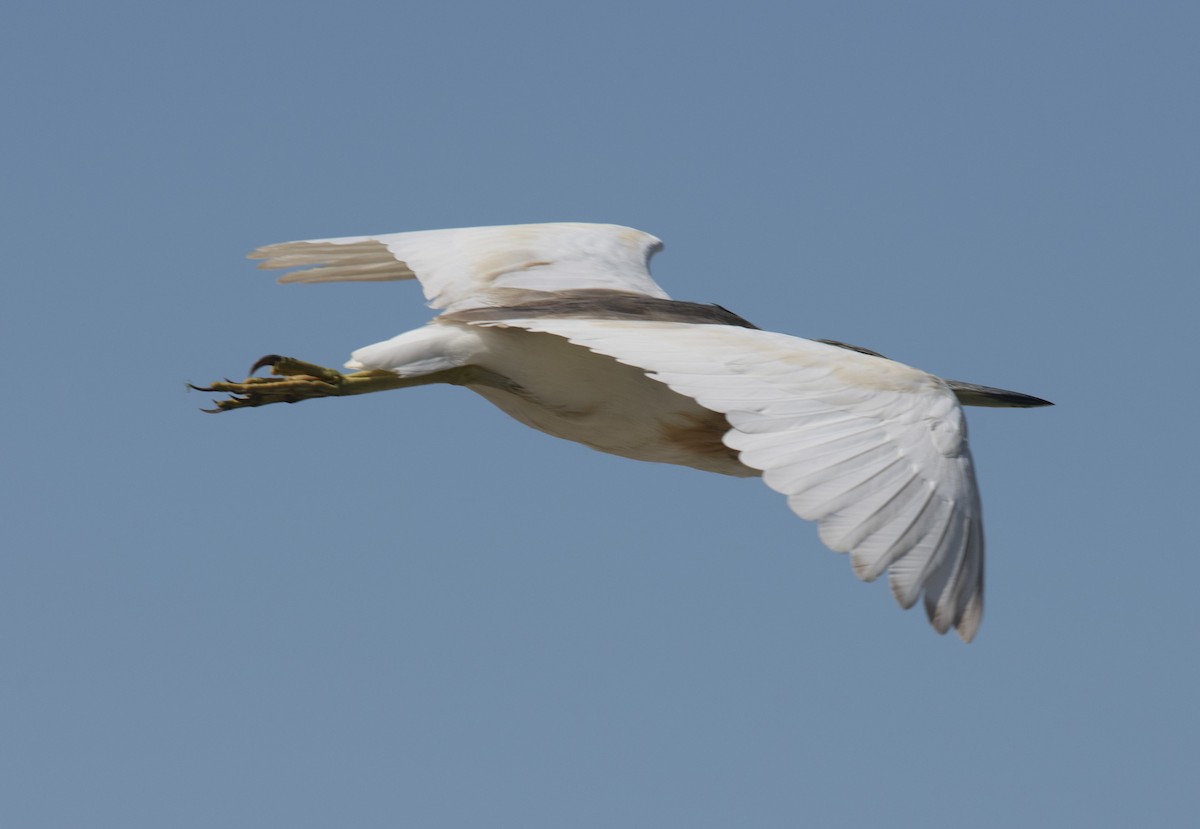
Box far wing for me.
[249,222,669,312]
[482,318,986,641]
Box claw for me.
[192,355,399,413]
[250,354,283,375]
[200,397,230,413]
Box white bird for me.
[195,222,1051,642]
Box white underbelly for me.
[466,327,756,477]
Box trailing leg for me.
[189,354,482,412]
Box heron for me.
[194,222,1051,641]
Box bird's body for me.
[394,323,752,476]
[197,222,1051,641]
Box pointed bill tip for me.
[945,380,1053,408]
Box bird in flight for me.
[194,222,1051,641]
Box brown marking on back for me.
[441,289,760,329]
[815,339,888,358]
[660,410,739,464]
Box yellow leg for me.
[189,355,480,412]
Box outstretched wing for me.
[249,222,669,313]
[478,318,985,641]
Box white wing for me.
[481,318,985,641]
[249,222,669,312]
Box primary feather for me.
[252,222,667,311]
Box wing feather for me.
[250,222,668,311]
[476,318,985,641]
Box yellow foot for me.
[189,355,407,412]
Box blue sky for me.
[2,2,1196,826]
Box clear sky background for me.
[3,2,1196,827]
